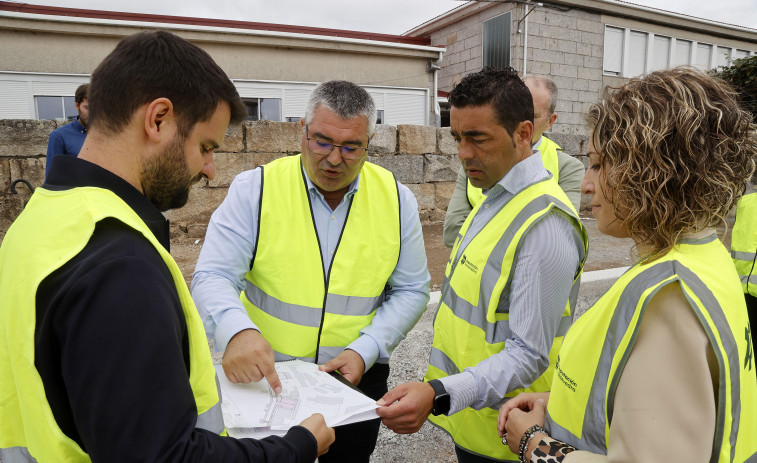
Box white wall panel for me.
[385,92,426,126]
[0,80,32,118]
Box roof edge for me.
[404,0,757,39]
[0,1,437,46]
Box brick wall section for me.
[0,119,589,240]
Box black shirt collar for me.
[44,156,170,250]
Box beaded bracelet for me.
[518,425,547,463]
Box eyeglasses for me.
[305,125,369,161]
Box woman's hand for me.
[501,396,548,455]
[497,392,549,437]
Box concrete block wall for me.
[0,119,590,240]
[429,4,517,94]
[514,7,605,137]
[427,4,605,137]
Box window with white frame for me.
[652,35,671,70]
[602,25,754,77]
[627,31,648,77]
[673,39,692,67]
[36,95,77,121]
[603,26,624,76]
[695,43,713,70]
[482,12,511,70]
[716,46,732,69]
[243,98,281,121]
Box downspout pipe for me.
[428,51,443,127]
[517,3,542,75]
[523,4,529,75]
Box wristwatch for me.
[428,379,450,416]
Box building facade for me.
[0,2,445,126]
[406,0,757,136]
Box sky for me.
[11,0,757,34]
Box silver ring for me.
[502,433,507,445]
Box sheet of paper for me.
[215,360,379,439]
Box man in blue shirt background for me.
[45,83,89,177]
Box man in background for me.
[45,83,89,177]
[443,74,584,247]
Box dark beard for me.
[139,136,198,211]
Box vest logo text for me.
[460,254,479,274]
[555,355,577,392]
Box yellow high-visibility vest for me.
[546,235,757,461]
[242,155,401,363]
[0,187,223,462]
[427,176,587,461]
[731,192,757,297]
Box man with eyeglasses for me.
[192,80,430,462]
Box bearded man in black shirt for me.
[0,30,333,463]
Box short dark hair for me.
[74,84,88,105]
[88,30,246,136]
[448,66,533,135]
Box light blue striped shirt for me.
[440,153,585,414]
[191,161,430,371]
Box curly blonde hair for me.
[588,67,757,262]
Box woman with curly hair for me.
[497,67,757,463]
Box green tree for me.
[712,55,757,120]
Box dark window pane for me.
[244,99,260,121]
[376,110,384,125]
[260,98,281,121]
[63,96,77,121]
[441,108,450,127]
[286,117,300,122]
[483,12,511,70]
[37,96,63,120]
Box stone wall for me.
[0,119,590,240]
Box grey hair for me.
[523,74,558,115]
[305,80,377,138]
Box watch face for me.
[433,392,451,416]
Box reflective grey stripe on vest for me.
[546,262,742,460]
[429,346,461,376]
[746,449,757,462]
[273,345,344,364]
[244,281,382,326]
[439,282,573,345]
[731,249,757,262]
[196,373,225,434]
[439,195,580,345]
[741,274,757,286]
[196,401,224,434]
[0,447,37,462]
[674,266,741,463]
[679,234,718,246]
